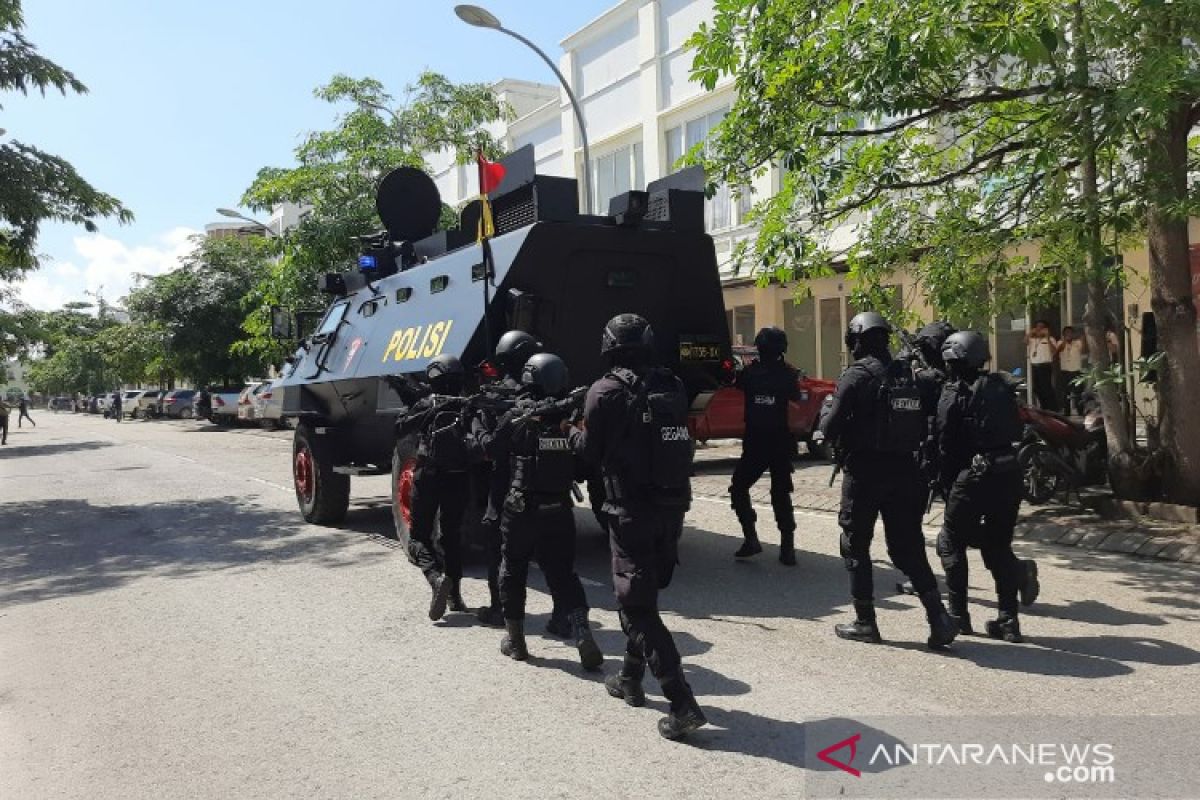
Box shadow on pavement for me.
[0,440,113,460]
[0,496,391,607]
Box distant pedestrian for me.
[17,396,36,428]
[0,398,9,444]
[111,392,122,423]
[1056,327,1086,415]
[1025,320,1059,411]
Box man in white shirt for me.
[1026,320,1059,411]
[1056,326,1087,414]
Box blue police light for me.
[358,254,377,271]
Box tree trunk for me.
[1144,103,1200,504]
[1072,0,1138,497]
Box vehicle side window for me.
[315,301,349,339]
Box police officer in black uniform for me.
[578,313,706,741]
[730,326,801,564]
[396,354,478,621]
[473,330,542,627]
[936,331,1040,642]
[481,352,601,671]
[819,311,958,649]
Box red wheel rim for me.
[295,446,314,503]
[396,457,416,527]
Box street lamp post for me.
[453,4,594,215]
[216,207,276,237]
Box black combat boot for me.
[734,523,763,559]
[834,602,882,643]
[986,614,1023,643]
[658,676,707,741]
[569,608,603,671]
[475,605,505,627]
[446,579,468,613]
[1019,560,1040,607]
[545,608,572,638]
[500,619,528,660]
[919,589,959,650]
[947,592,973,635]
[604,654,646,707]
[427,572,451,622]
[779,528,797,566]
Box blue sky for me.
[6,0,615,309]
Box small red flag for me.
[477,152,506,194]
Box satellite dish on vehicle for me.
[376,167,442,242]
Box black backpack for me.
[865,358,926,455]
[610,367,694,505]
[420,397,470,471]
[513,415,576,495]
[963,373,1022,452]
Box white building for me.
[429,0,1166,386]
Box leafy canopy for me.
[0,0,132,279]
[690,0,1200,326]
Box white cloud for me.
[15,227,200,311]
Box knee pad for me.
[935,528,957,559]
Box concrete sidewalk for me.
[692,441,1200,564]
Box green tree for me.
[126,234,274,386]
[235,71,506,362]
[691,0,1200,502]
[0,0,132,279]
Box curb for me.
[691,485,1200,566]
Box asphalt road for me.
[2,414,1199,799]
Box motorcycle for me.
[1017,394,1107,504]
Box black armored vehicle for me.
[275,145,731,535]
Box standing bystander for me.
[1056,327,1087,415]
[1025,321,1059,411]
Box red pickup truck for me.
[687,346,837,458]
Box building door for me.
[818,297,845,379]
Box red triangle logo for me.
[817,733,862,777]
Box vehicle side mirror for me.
[270,306,295,340]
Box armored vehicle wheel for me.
[390,435,422,545]
[293,423,350,525]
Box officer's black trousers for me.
[936,467,1023,617]
[838,456,938,608]
[499,499,587,621]
[407,466,469,582]
[729,436,795,534]
[610,507,691,709]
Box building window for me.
[666,107,732,231]
[731,304,756,346]
[592,142,644,214]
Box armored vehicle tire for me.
[390,434,422,545]
[293,423,351,525]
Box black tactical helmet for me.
[754,326,788,358]
[844,311,891,349]
[495,330,541,374]
[425,354,465,382]
[601,313,654,355]
[521,352,570,397]
[916,320,957,348]
[942,331,991,369]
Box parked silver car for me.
[236,381,269,424]
[130,390,162,418]
[251,380,288,429]
[161,389,197,419]
[209,386,243,426]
